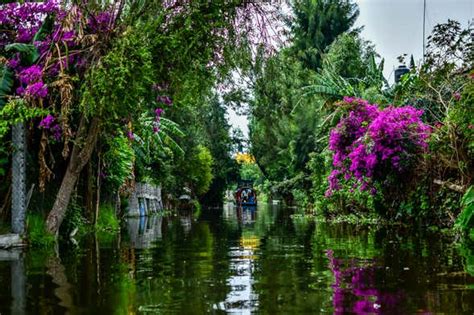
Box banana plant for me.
[0,64,13,109]
[133,112,185,166]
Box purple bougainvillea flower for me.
[18,65,43,84]
[39,114,55,129]
[25,81,48,98]
[326,97,431,196]
[16,86,25,95]
[155,108,164,116]
[88,11,114,32]
[157,95,172,106]
[7,55,21,69]
[51,124,62,141]
[127,131,134,141]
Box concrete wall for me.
[126,183,163,217]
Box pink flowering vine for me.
[326,97,431,197]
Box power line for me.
[423,0,426,61]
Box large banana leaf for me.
[33,14,55,42]
[456,186,474,231]
[0,64,14,109]
[6,43,39,65]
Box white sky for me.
[356,0,473,82]
[228,0,474,139]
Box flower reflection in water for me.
[326,249,410,314]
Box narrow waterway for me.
[1,204,474,314]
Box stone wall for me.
[126,183,163,217]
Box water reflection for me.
[326,249,405,314]
[126,215,163,248]
[217,204,259,313]
[0,204,473,314]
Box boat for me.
[235,180,257,206]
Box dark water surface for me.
[1,204,474,314]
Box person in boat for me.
[241,188,249,203]
[235,188,242,204]
[248,191,255,204]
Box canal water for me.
[1,204,474,314]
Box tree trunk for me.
[94,155,101,226]
[46,116,100,235]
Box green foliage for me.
[456,186,474,232]
[0,146,8,177]
[80,26,155,118]
[5,43,39,65]
[133,113,184,186]
[322,32,376,79]
[135,114,185,161]
[61,196,88,238]
[0,99,48,139]
[188,145,214,196]
[97,203,120,232]
[290,0,359,70]
[0,63,14,108]
[27,213,56,248]
[240,162,262,182]
[200,96,239,205]
[103,134,135,191]
[250,52,317,183]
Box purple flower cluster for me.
[326,97,431,196]
[39,114,55,129]
[87,11,114,33]
[157,95,172,106]
[2,1,115,101]
[25,82,48,98]
[155,108,164,118]
[39,114,61,141]
[153,108,165,133]
[0,1,61,44]
[16,65,48,99]
[18,65,43,84]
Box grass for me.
[96,203,120,232]
[26,213,56,248]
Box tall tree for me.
[289,0,359,71]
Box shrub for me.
[326,97,431,198]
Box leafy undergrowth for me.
[455,186,474,234]
[27,213,55,248]
[96,204,120,232]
